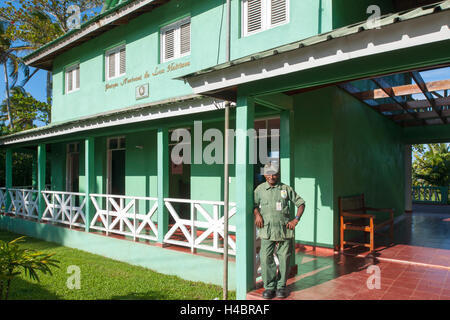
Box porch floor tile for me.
[247,205,450,300]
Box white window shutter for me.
[67,70,73,92]
[180,22,191,55]
[247,0,262,34]
[75,66,80,89]
[119,48,126,75]
[108,52,115,79]
[270,0,287,25]
[164,28,175,60]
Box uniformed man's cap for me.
[263,161,279,175]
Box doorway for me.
[66,143,79,192]
[107,137,126,196]
[254,116,280,189]
[169,129,191,219]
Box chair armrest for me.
[364,207,394,219]
[341,211,374,219]
[364,207,393,212]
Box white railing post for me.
[190,202,195,253]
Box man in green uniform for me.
[254,162,305,299]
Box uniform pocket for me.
[258,221,270,240]
[281,220,295,239]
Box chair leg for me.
[370,218,374,253]
[340,217,344,252]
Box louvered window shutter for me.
[164,28,175,60]
[119,48,126,75]
[108,52,115,79]
[180,22,191,55]
[247,0,262,34]
[67,70,73,92]
[270,0,287,25]
[75,66,80,89]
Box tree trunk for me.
[4,278,11,300]
[3,61,14,129]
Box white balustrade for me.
[89,194,158,241]
[8,188,39,219]
[163,198,237,255]
[41,191,86,228]
[0,187,6,211]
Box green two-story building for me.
[0,0,449,299]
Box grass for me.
[0,230,235,300]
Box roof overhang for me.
[181,1,450,95]
[0,95,227,147]
[24,0,170,70]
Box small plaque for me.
[136,83,149,100]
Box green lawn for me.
[0,230,235,300]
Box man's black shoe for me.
[262,289,276,299]
[276,288,289,299]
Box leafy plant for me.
[0,236,59,300]
[412,143,450,187]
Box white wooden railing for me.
[89,194,158,241]
[0,187,6,211]
[163,198,237,255]
[41,191,87,228]
[8,188,39,219]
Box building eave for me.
[23,0,171,70]
[179,0,450,90]
[0,95,227,147]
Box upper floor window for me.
[242,0,289,37]
[161,17,191,63]
[105,44,126,81]
[65,64,80,94]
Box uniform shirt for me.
[254,181,305,241]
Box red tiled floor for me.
[247,208,450,300]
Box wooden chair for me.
[339,194,394,253]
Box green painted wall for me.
[51,0,337,123]
[331,0,395,29]
[332,86,405,245]
[50,143,66,191]
[292,89,335,248]
[290,85,405,248]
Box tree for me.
[0,236,59,300]
[412,143,450,186]
[0,20,34,129]
[0,0,103,104]
[0,86,51,133]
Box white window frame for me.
[105,44,126,81]
[160,17,191,63]
[242,0,290,37]
[65,63,80,94]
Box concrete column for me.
[5,149,13,212]
[404,144,412,213]
[85,138,95,232]
[32,152,37,190]
[280,109,296,273]
[37,144,46,219]
[157,127,169,244]
[235,94,255,300]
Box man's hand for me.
[286,219,298,230]
[254,209,264,228]
[255,213,264,228]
